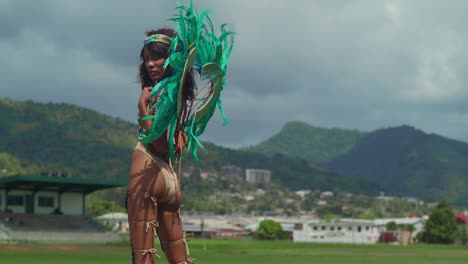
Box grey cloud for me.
[2,0,468,147]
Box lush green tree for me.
[356,209,377,220]
[87,198,125,218]
[257,219,288,240]
[420,201,458,244]
[398,224,416,243]
[386,221,398,232]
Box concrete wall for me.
[61,192,83,215]
[293,222,382,244]
[0,189,84,215]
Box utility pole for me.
[201,217,204,238]
[464,209,468,245]
[351,209,355,244]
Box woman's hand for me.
[138,86,153,113]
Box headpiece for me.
[143,34,172,46]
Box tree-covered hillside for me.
[0,98,137,179]
[245,121,366,163]
[0,98,377,196]
[327,125,468,205]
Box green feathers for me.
[140,0,235,163]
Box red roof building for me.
[456,214,468,223]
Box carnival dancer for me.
[126,1,234,263]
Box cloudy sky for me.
[2,0,468,147]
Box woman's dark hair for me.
[138,28,195,100]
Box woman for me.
[127,28,195,264]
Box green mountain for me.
[244,121,366,163]
[327,125,468,205]
[245,120,468,206]
[0,98,137,179]
[0,98,379,196]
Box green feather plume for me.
[139,0,235,163]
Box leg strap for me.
[175,258,195,264]
[129,220,159,236]
[177,206,183,219]
[127,191,158,208]
[133,248,161,259]
[161,233,193,257]
[144,192,158,208]
[157,202,183,218]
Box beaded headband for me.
[143,34,172,46]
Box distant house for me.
[404,197,422,205]
[317,200,327,206]
[183,216,247,239]
[320,191,334,199]
[256,189,266,195]
[200,171,209,180]
[295,190,311,199]
[293,217,425,244]
[245,169,271,184]
[244,195,255,202]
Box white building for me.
[96,212,129,233]
[295,190,311,199]
[293,217,425,244]
[245,169,271,184]
[320,191,334,199]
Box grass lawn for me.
[0,239,467,264]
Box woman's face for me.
[143,47,167,82]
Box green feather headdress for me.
[139,0,235,163]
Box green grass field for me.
[0,239,467,264]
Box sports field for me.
[0,239,467,264]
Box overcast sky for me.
[2,0,468,147]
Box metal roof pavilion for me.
[0,175,127,194]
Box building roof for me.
[300,217,426,226]
[97,212,128,220]
[183,217,245,232]
[372,217,425,225]
[0,175,126,193]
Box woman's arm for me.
[138,87,169,154]
[137,86,154,133]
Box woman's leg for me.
[157,200,192,264]
[127,150,166,264]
